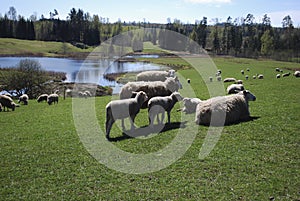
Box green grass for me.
[0,38,93,57]
[1,57,300,200]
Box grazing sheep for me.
[37,94,48,103]
[136,70,176,81]
[253,75,256,79]
[187,78,191,84]
[235,80,243,84]
[47,94,59,105]
[0,95,18,111]
[179,97,202,114]
[209,77,213,82]
[120,77,181,108]
[245,75,249,80]
[105,91,148,139]
[227,84,245,94]
[258,74,264,79]
[294,71,300,77]
[148,92,183,126]
[275,68,280,72]
[246,68,250,72]
[195,90,256,126]
[223,78,236,83]
[241,70,244,75]
[276,74,281,78]
[217,76,222,82]
[18,94,29,105]
[282,72,291,77]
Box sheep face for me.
[242,90,256,101]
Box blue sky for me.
[1,0,300,27]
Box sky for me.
[1,0,300,27]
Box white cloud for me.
[184,0,231,3]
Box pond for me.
[0,55,163,94]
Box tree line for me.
[0,7,299,61]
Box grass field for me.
[1,57,299,200]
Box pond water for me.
[0,55,163,93]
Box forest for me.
[0,7,299,62]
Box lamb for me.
[105,91,148,139]
[294,71,300,77]
[282,72,291,77]
[223,78,236,83]
[37,94,48,103]
[136,70,176,81]
[258,74,264,79]
[195,90,256,126]
[18,94,29,105]
[47,94,59,105]
[179,97,202,114]
[148,92,183,126]
[227,84,245,94]
[0,95,18,111]
[120,76,181,108]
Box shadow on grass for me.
[199,116,261,127]
[108,121,187,142]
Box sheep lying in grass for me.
[178,97,202,114]
[47,94,59,105]
[37,94,48,103]
[195,90,256,126]
[148,92,183,126]
[294,71,300,77]
[235,80,243,84]
[136,70,176,81]
[120,77,181,108]
[0,95,19,111]
[258,74,264,79]
[18,94,29,105]
[227,84,244,94]
[282,72,291,77]
[276,74,281,78]
[105,91,148,139]
[223,78,236,83]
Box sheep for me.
[84,90,92,97]
[253,75,256,79]
[282,72,291,77]
[187,78,191,84]
[47,94,59,105]
[241,70,244,75]
[178,97,202,114]
[217,76,222,82]
[258,74,264,79]
[227,84,245,94]
[294,71,300,77]
[223,78,236,83]
[209,77,213,82]
[246,68,250,72]
[136,70,176,82]
[235,80,243,84]
[195,90,256,126]
[65,89,72,97]
[105,91,148,139]
[148,92,183,126]
[275,68,280,72]
[37,94,48,103]
[245,75,249,80]
[54,90,59,94]
[18,94,29,105]
[276,74,281,78]
[120,76,181,109]
[0,95,18,111]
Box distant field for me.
[0,57,299,200]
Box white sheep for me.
[120,76,181,109]
[241,70,244,75]
[187,78,191,84]
[47,94,59,105]
[258,74,264,79]
[275,68,280,72]
[294,71,300,77]
[235,80,243,84]
[0,95,19,111]
[18,94,29,105]
[179,97,202,114]
[105,91,148,139]
[246,68,250,72]
[253,75,256,79]
[195,90,256,126]
[223,78,236,83]
[148,92,183,126]
[136,70,176,81]
[245,75,249,80]
[282,72,291,77]
[276,74,281,78]
[37,94,48,103]
[227,83,245,94]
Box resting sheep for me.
[235,80,243,84]
[227,84,244,94]
[37,94,48,103]
[136,70,176,82]
[223,78,236,83]
[179,97,202,114]
[258,74,264,79]
[282,72,290,77]
[0,95,18,111]
[18,94,29,105]
[47,94,59,105]
[294,71,300,77]
[195,90,256,126]
[148,92,183,126]
[120,77,181,108]
[105,91,148,139]
[276,74,281,78]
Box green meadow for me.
[1,57,299,200]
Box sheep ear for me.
[243,90,247,95]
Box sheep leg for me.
[129,115,136,131]
[167,111,171,124]
[105,118,114,139]
[161,112,165,124]
[121,119,126,131]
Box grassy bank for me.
[1,57,299,200]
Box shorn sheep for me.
[18,94,29,105]
[227,84,245,94]
[294,71,300,77]
[179,97,202,114]
[148,92,183,126]
[120,76,181,108]
[47,94,59,105]
[37,94,48,103]
[136,70,176,81]
[195,90,256,126]
[0,95,19,111]
[105,91,148,139]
